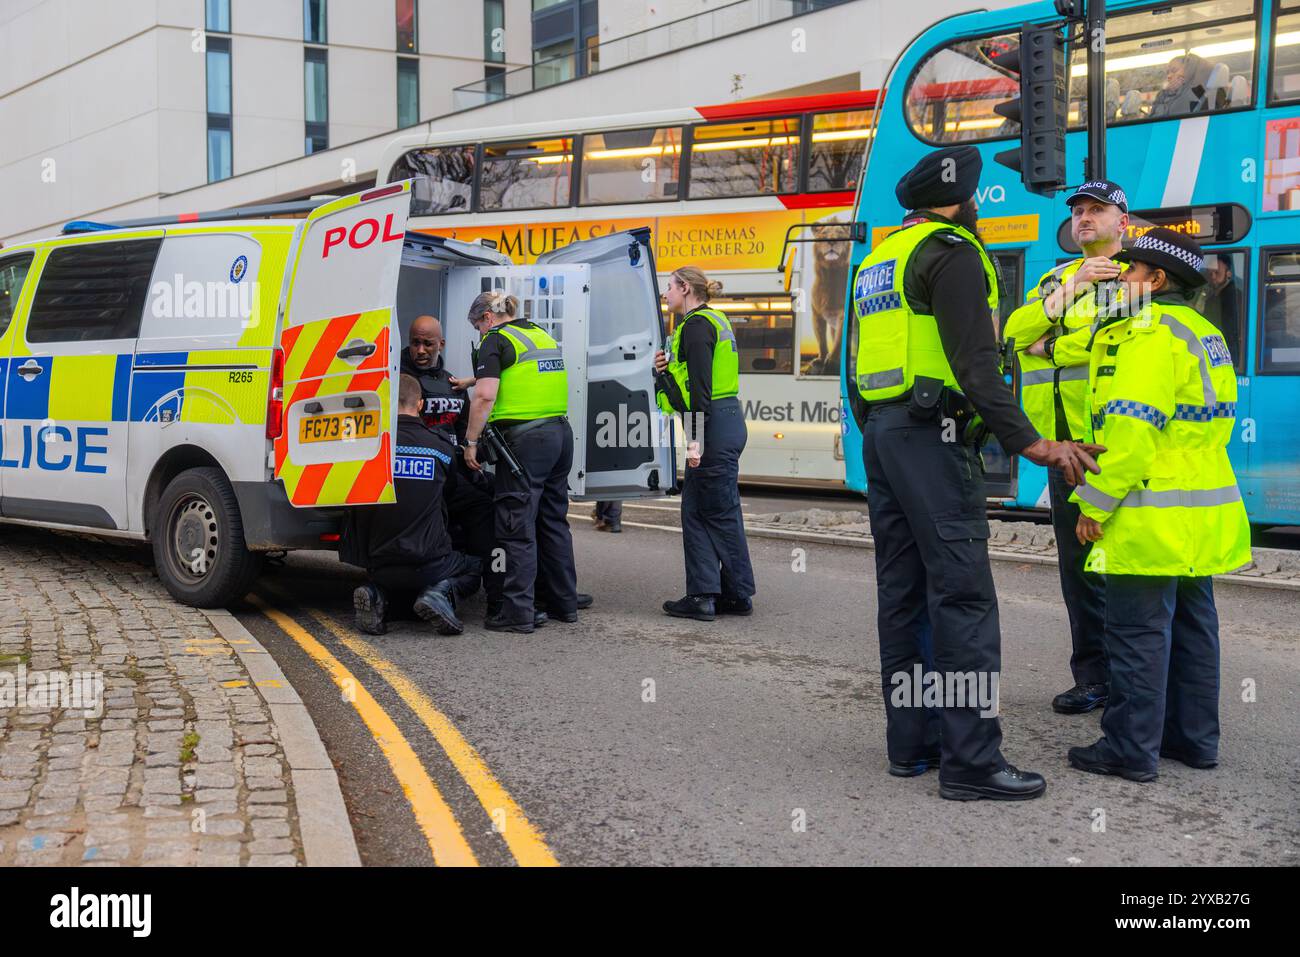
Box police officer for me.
[343,375,482,636]
[848,145,1102,801]
[401,313,503,609]
[1005,180,1130,715]
[654,266,755,621]
[462,290,578,634]
[1065,228,1250,782]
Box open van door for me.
[537,227,675,501]
[274,182,411,507]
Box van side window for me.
[0,253,35,338]
[26,239,162,343]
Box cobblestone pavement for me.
[0,528,304,867]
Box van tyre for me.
[153,467,263,608]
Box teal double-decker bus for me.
[842,0,1300,528]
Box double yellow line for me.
[249,593,558,867]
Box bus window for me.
[391,145,475,216]
[1259,249,1300,374]
[687,119,800,198]
[1068,0,1257,127]
[664,295,795,374]
[904,32,1020,144]
[580,126,683,205]
[1190,249,1248,372]
[806,110,873,192]
[478,136,574,211]
[1271,2,1300,102]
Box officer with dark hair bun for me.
[849,145,1104,801]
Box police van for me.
[0,181,674,607]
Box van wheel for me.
[152,467,263,608]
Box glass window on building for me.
[397,0,417,52]
[392,146,476,215]
[806,110,873,192]
[580,127,683,204]
[305,48,328,154]
[1260,249,1300,373]
[905,32,1021,144]
[533,0,570,10]
[478,137,573,210]
[205,0,230,33]
[1068,0,1257,126]
[1272,2,1300,101]
[534,39,575,88]
[687,118,801,198]
[207,127,232,182]
[397,58,419,127]
[485,0,505,62]
[206,36,232,183]
[304,0,327,44]
[485,65,506,100]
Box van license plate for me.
[299,410,380,443]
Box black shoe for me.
[353,584,387,636]
[1052,683,1109,714]
[716,595,753,616]
[575,592,593,610]
[534,610,549,628]
[540,607,577,623]
[485,613,534,635]
[662,595,716,621]
[1068,744,1157,782]
[939,764,1047,801]
[1159,747,1217,770]
[607,524,622,533]
[413,581,462,636]
[889,754,940,778]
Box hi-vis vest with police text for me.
[1071,301,1250,577]
[852,220,998,402]
[486,323,569,422]
[1003,257,1125,441]
[654,307,740,415]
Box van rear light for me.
[266,347,285,440]
[319,533,340,543]
[360,184,404,203]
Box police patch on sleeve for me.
[1202,334,1232,368]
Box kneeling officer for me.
[342,374,482,636]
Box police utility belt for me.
[867,378,990,447]
[479,416,568,478]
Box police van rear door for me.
[275,182,411,508]
[536,227,675,500]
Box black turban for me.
[895,145,982,210]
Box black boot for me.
[414,580,462,636]
[1068,743,1157,782]
[939,764,1047,801]
[1052,683,1109,714]
[889,754,940,777]
[716,595,753,616]
[353,584,388,636]
[662,595,716,621]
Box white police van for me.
[0,182,674,607]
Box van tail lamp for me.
[266,348,285,440]
[319,533,340,543]
[360,184,404,203]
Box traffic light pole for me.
[1086,0,1106,180]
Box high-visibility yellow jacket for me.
[1002,257,1124,441]
[655,307,740,415]
[1070,299,1251,577]
[486,323,569,422]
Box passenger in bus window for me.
[1201,255,1241,367]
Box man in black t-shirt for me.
[401,315,469,444]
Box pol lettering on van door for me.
[321,213,404,258]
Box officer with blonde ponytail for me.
[463,290,578,634]
[654,266,755,620]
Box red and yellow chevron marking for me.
[275,309,396,507]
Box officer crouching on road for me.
[401,313,504,614]
[462,291,579,634]
[1004,180,1131,716]
[848,145,1103,802]
[341,374,483,637]
[1048,228,1251,782]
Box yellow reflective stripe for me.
[48,355,116,422]
[238,231,291,348]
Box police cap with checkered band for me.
[1115,227,1208,289]
[1065,179,1129,213]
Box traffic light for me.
[992,25,1068,196]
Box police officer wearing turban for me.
[847,145,1104,801]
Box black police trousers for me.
[446,475,504,606]
[681,397,755,599]
[493,418,578,624]
[370,551,483,620]
[863,403,1005,783]
[1048,467,1108,686]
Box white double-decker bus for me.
[376,90,876,487]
